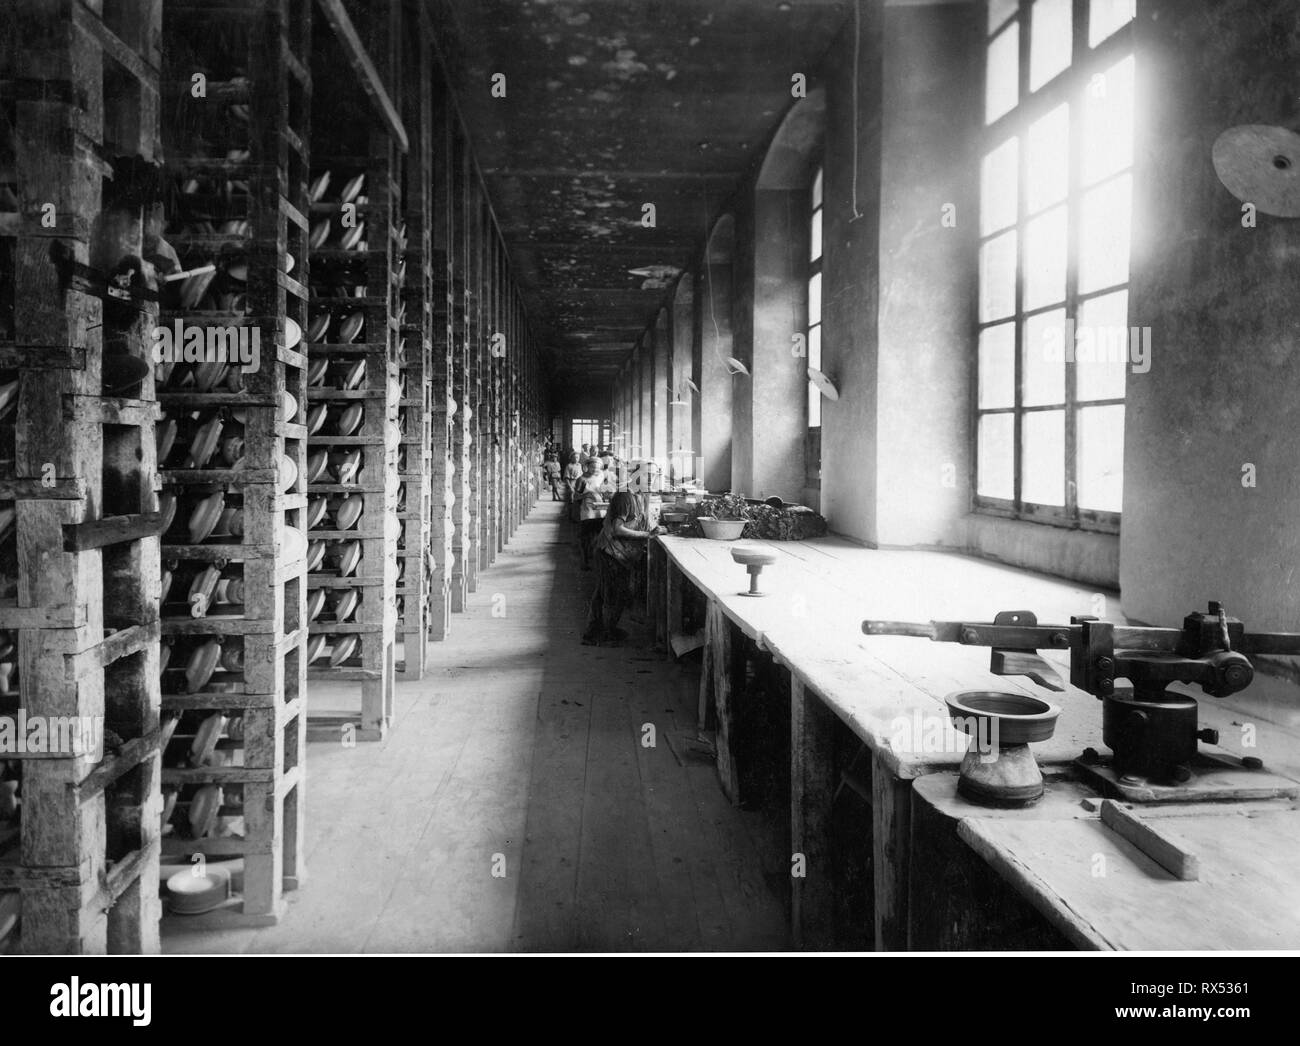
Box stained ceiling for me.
[428,0,849,402]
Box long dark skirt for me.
[584,550,632,641]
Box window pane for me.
[979,323,1016,409]
[1079,173,1132,292]
[1076,289,1129,401]
[1082,55,1134,186]
[979,230,1017,321]
[1026,104,1070,213]
[1029,0,1072,91]
[808,325,822,428]
[1076,402,1128,509]
[1077,404,1124,512]
[810,207,822,262]
[1022,409,1065,505]
[812,168,823,209]
[808,271,822,326]
[989,0,1018,35]
[1023,308,1066,406]
[981,137,1019,235]
[978,413,1015,500]
[1089,0,1135,47]
[986,23,1019,124]
[1024,205,1067,309]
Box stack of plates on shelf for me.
[331,589,359,623]
[158,491,178,533]
[219,435,245,467]
[306,633,328,664]
[306,588,327,621]
[280,453,298,492]
[185,416,223,468]
[307,403,329,435]
[331,540,361,577]
[339,173,365,203]
[156,418,178,464]
[214,578,244,605]
[334,494,363,530]
[306,540,326,572]
[166,861,230,916]
[338,312,364,344]
[308,314,331,343]
[342,360,366,390]
[339,222,365,251]
[331,449,362,484]
[337,402,364,436]
[307,449,329,483]
[184,639,221,693]
[309,171,331,202]
[188,712,227,767]
[281,525,308,564]
[329,634,359,667]
[188,493,225,543]
[307,357,330,386]
[306,496,328,529]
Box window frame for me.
[805,162,824,488]
[974,0,1134,535]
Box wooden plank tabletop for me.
[655,536,1291,782]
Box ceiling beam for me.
[316,0,409,152]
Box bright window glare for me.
[808,325,821,427]
[1079,173,1132,292]
[1024,205,1068,310]
[978,414,1015,499]
[1026,104,1070,213]
[981,137,1019,235]
[978,323,1016,410]
[986,23,1019,124]
[1022,409,1065,505]
[979,230,1017,322]
[1077,404,1125,511]
[1023,308,1066,406]
[1030,0,1072,91]
[1089,0,1135,47]
[1082,54,1135,185]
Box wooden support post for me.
[665,558,683,660]
[871,749,911,951]
[699,601,743,805]
[791,677,838,950]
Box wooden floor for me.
[161,500,790,953]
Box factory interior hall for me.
[1,0,1299,962]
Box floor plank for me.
[161,501,789,953]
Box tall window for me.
[807,166,824,429]
[976,0,1135,531]
[570,418,600,451]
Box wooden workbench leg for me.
[665,560,683,662]
[871,750,911,951]
[705,602,742,805]
[791,677,837,950]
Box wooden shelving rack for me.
[303,10,400,741]
[427,96,455,641]
[449,129,473,612]
[154,0,311,926]
[395,16,433,679]
[0,0,164,954]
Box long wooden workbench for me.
[649,534,1300,950]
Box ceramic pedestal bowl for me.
[945,690,1060,807]
[730,545,778,596]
